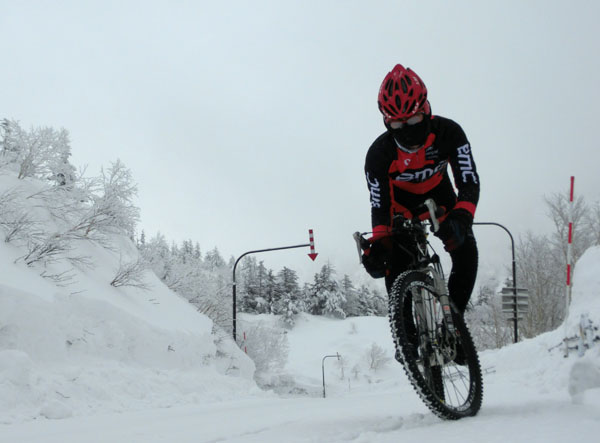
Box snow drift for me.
[0,171,255,423]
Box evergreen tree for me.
[239,256,258,313]
[254,261,270,313]
[308,263,345,318]
[274,267,302,326]
[340,274,360,317]
[264,269,278,313]
[204,247,226,271]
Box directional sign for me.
[308,229,318,261]
[500,287,529,316]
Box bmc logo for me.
[457,144,478,184]
[393,160,447,183]
[366,173,381,208]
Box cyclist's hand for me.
[362,238,391,278]
[435,209,473,252]
[369,224,392,242]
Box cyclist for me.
[363,64,480,315]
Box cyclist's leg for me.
[447,227,478,314]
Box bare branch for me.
[40,269,76,287]
[18,233,72,266]
[110,256,150,290]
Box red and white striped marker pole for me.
[564,176,575,356]
[566,176,575,299]
[308,229,318,261]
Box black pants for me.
[385,227,478,314]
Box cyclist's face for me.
[388,113,431,152]
[388,113,424,130]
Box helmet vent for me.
[400,78,408,93]
[385,79,394,97]
[383,105,396,116]
[395,96,402,111]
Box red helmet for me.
[378,64,430,122]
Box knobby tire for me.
[389,270,483,420]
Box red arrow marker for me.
[308,229,318,261]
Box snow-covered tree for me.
[584,201,600,246]
[545,191,593,271]
[365,342,391,371]
[467,277,512,350]
[307,263,346,318]
[242,321,289,378]
[0,119,76,184]
[515,232,565,338]
[274,267,302,326]
[340,274,360,317]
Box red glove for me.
[369,225,392,243]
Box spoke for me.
[394,272,482,418]
[413,283,473,410]
[442,365,469,405]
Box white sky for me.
[1,0,599,283]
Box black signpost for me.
[232,231,318,342]
[473,222,522,343]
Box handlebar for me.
[352,198,445,263]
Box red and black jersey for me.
[365,115,480,232]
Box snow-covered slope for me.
[0,172,256,423]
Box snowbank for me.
[566,246,600,332]
[0,173,256,424]
[478,246,600,406]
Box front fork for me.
[431,258,456,336]
[413,261,457,366]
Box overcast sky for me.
[1,1,598,286]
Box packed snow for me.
[1,171,599,441]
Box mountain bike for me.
[353,198,483,420]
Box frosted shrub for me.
[110,256,150,290]
[365,342,391,371]
[242,322,289,375]
[20,233,72,266]
[0,188,36,243]
[0,119,76,184]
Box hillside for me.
[0,171,255,423]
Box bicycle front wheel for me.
[389,270,483,420]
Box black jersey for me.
[365,115,480,230]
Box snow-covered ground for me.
[1,172,600,441]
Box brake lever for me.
[424,198,440,233]
[352,232,365,264]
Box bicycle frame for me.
[354,198,457,364]
[411,243,456,366]
[355,198,484,418]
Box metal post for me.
[232,243,310,342]
[473,222,519,343]
[322,353,340,398]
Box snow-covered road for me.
[3,374,599,443]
